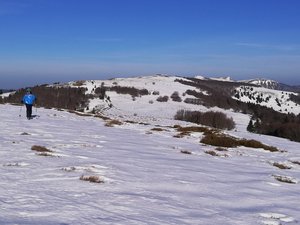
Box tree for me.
[247,119,255,132]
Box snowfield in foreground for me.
[1,104,300,225]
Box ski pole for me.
[19,105,22,117]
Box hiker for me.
[21,88,36,119]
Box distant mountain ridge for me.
[239,78,300,92]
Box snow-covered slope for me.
[1,103,300,225]
[63,75,300,123]
[232,86,300,114]
[68,75,212,126]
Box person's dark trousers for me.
[25,104,33,119]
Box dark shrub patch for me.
[180,150,192,154]
[201,134,238,148]
[272,162,291,169]
[201,133,279,152]
[175,110,235,130]
[156,96,169,102]
[80,175,104,183]
[170,91,182,102]
[31,145,53,153]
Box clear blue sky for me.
[1,0,300,89]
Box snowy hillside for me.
[1,102,300,225]
[232,86,300,115]
[68,75,212,126]
[240,78,280,89]
[61,75,300,123]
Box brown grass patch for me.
[272,175,297,184]
[36,152,56,157]
[124,120,138,124]
[31,145,53,153]
[176,126,215,135]
[80,175,104,183]
[290,160,300,165]
[105,119,123,127]
[238,139,279,152]
[201,134,239,148]
[151,128,165,132]
[201,133,279,152]
[204,150,219,156]
[180,150,192,155]
[272,162,292,169]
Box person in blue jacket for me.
[22,88,36,119]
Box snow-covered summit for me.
[240,78,280,89]
[210,76,234,82]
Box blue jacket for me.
[23,94,36,105]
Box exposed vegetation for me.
[290,160,300,165]
[2,85,89,111]
[31,145,53,153]
[80,175,104,183]
[272,175,297,184]
[204,150,219,156]
[151,128,165,132]
[180,150,192,155]
[170,91,182,102]
[175,110,235,130]
[105,119,123,127]
[200,133,279,152]
[176,78,300,142]
[272,162,292,170]
[156,95,169,102]
[108,86,149,97]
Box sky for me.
[1,0,300,89]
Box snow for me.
[1,103,300,225]
[233,86,300,114]
[0,91,15,98]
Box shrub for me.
[290,160,300,165]
[109,86,149,97]
[170,91,182,102]
[94,86,106,99]
[272,175,297,184]
[181,150,192,154]
[272,162,291,169]
[31,145,53,153]
[80,175,104,183]
[105,119,123,127]
[204,150,219,156]
[176,126,214,135]
[156,96,169,102]
[175,110,235,130]
[37,152,56,157]
[151,128,165,131]
[201,133,279,151]
[3,86,89,111]
[201,134,238,148]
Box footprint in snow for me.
[259,212,296,224]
